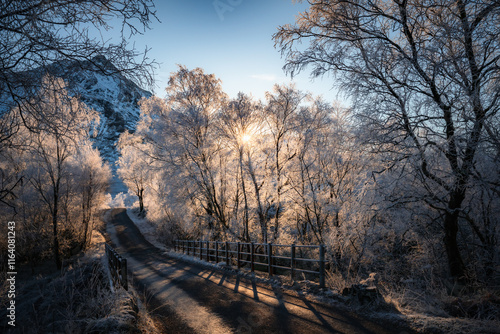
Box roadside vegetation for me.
[0,1,498,333]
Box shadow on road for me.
[106,208,415,334]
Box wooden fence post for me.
[172,239,325,287]
[206,241,210,261]
[267,243,273,276]
[105,244,128,291]
[237,242,241,269]
[121,258,128,291]
[250,243,255,272]
[215,241,219,263]
[319,244,325,289]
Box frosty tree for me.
[0,0,157,211]
[0,0,156,93]
[7,75,105,269]
[117,131,151,214]
[274,0,500,281]
[219,93,263,241]
[264,84,305,241]
[126,67,359,246]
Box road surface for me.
[105,208,413,334]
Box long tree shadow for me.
[108,208,415,334]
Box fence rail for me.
[174,240,325,288]
[105,243,128,290]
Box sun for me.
[241,134,252,144]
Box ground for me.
[106,207,416,334]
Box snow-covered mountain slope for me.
[47,56,152,162]
[2,56,152,162]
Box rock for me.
[360,272,379,288]
[342,284,382,304]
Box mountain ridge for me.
[2,56,152,162]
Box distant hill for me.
[1,56,152,162]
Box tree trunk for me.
[246,153,268,243]
[239,150,250,241]
[82,190,91,250]
[138,187,144,213]
[443,191,466,280]
[52,195,62,270]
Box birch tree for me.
[17,76,99,269]
[274,0,500,280]
[0,0,156,99]
[117,131,151,214]
[264,84,305,241]
[0,0,157,215]
[219,93,262,241]
[75,145,111,250]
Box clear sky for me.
[124,0,341,103]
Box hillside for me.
[1,56,152,162]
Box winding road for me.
[105,208,413,334]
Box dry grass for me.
[0,228,161,334]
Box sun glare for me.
[241,134,251,144]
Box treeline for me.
[118,65,499,290]
[0,76,110,270]
[118,66,363,245]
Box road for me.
[105,208,413,334]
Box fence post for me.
[215,241,219,263]
[206,240,210,261]
[291,244,296,281]
[225,241,229,266]
[237,242,241,269]
[250,243,255,272]
[319,244,325,289]
[121,258,128,291]
[267,243,273,276]
[200,240,203,260]
[112,252,117,281]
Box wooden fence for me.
[105,243,128,290]
[174,240,325,288]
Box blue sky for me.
[124,0,341,102]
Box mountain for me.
[46,56,152,162]
[2,56,152,162]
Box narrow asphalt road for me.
[105,208,413,334]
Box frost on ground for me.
[125,208,500,334]
[0,229,144,334]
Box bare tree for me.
[290,99,361,244]
[0,0,157,213]
[17,76,99,269]
[0,0,156,93]
[219,93,262,241]
[117,131,150,214]
[265,84,305,241]
[274,0,500,280]
[132,66,232,239]
[76,146,111,250]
